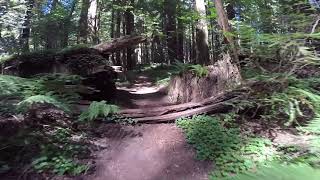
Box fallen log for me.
[133,99,236,123]
[93,35,147,54]
[120,91,244,118]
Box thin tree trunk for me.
[177,3,184,61]
[214,0,239,63]
[115,3,122,66]
[88,0,99,44]
[125,0,135,70]
[62,0,77,47]
[164,0,177,64]
[78,0,90,43]
[20,0,34,53]
[110,0,116,64]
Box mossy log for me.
[1,35,146,101]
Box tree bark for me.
[88,0,99,44]
[78,0,90,43]
[214,0,239,63]
[177,2,184,61]
[195,0,210,65]
[164,0,178,63]
[110,0,116,64]
[125,0,135,70]
[20,0,34,53]
[62,0,77,47]
[115,2,122,65]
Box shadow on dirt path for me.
[85,74,212,180]
[87,124,212,180]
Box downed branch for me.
[93,35,147,54]
[132,97,238,123]
[119,90,246,123]
[120,91,242,118]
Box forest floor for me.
[86,74,212,180]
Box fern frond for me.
[17,95,70,112]
[78,101,119,122]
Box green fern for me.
[172,61,192,75]
[190,64,209,77]
[17,95,70,112]
[172,61,209,77]
[78,101,119,122]
[222,162,320,180]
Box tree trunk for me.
[88,0,99,44]
[62,0,77,47]
[110,1,116,64]
[195,0,210,65]
[214,0,239,63]
[125,0,135,70]
[164,0,177,64]
[115,3,122,66]
[78,0,90,43]
[20,0,34,53]
[177,2,184,62]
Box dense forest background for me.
[2,0,320,179]
[2,0,319,67]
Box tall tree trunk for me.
[195,0,210,65]
[20,0,34,53]
[78,0,90,43]
[214,0,239,62]
[110,1,116,64]
[191,24,196,63]
[164,0,177,64]
[62,0,77,47]
[115,4,122,66]
[125,0,135,70]
[88,0,99,44]
[177,2,184,61]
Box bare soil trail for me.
[86,74,212,180]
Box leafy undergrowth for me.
[177,69,320,179]
[177,115,320,179]
[0,74,122,178]
[177,115,277,178]
[0,124,91,177]
[234,74,320,134]
[224,162,320,180]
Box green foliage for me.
[177,115,276,178]
[79,101,119,122]
[0,74,81,101]
[230,74,320,133]
[31,127,88,175]
[189,64,209,77]
[0,74,82,116]
[0,75,42,98]
[222,162,320,180]
[32,156,88,176]
[17,95,70,113]
[172,61,209,77]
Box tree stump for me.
[167,54,241,103]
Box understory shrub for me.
[79,100,119,122]
[230,74,320,134]
[223,162,320,180]
[172,61,209,77]
[176,115,276,178]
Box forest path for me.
[86,74,212,180]
[115,74,173,109]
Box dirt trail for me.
[86,75,212,180]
